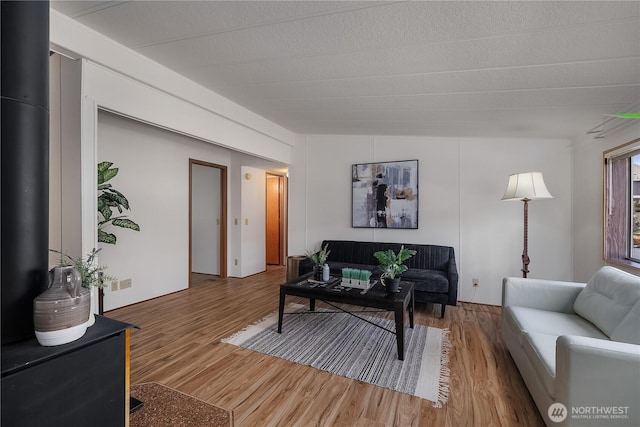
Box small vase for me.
[314,265,323,280]
[34,265,91,346]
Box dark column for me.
[1,1,50,344]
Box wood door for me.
[266,174,283,265]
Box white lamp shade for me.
[502,172,553,201]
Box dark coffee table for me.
[277,274,415,360]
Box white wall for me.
[83,61,292,165]
[49,8,292,310]
[191,164,221,275]
[459,138,572,304]
[96,112,243,309]
[98,111,229,309]
[50,9,295,155]
[572,122,640,282]
[97,111,280,310]
[289,135,572,305]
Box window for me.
[604,138,640,268]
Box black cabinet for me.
[1,316,132,427]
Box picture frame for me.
[352,159,418,229]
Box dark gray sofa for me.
[299,240,458,317]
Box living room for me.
[2,1,639,426]
[45,1,639,312]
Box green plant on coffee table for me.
[50,248,116,289]
[373,245,417,280]
[358,269,372,282]
[342,268,354,280]
[341,268,371,283]
[305,244,331,267]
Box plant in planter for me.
[49,247,116,320]
[373,245,417,293]
[51,248,114,289]
[305,244,331,280]
[98,161,141,244]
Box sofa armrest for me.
[556,335,640,422]
[447,252,459,306]
[502,277,585,313]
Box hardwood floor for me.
[191,272,220,286]
[108,267,544,426]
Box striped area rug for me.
[221,304,450,407]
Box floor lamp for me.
[502,172,553,278]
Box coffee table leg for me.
[277,287,286,333]
[409,289,414,329]
[310,298,316,311]
[394,303,405,360]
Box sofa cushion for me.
[402,268,449,292]
[506,306,609,341]
[522,331,558,398]
[405,244,453,271]
[573,266,640,337]
[324,241,378,265]
[610,299,640,344]
[508,308,612,399]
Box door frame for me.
[265,172,288,266]
[189,158,228,285]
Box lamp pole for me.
[521,198,531,278]
[502,172,552,278]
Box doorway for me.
[189,159,227,286]
[266,173,286,265]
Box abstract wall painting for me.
[352,159,418,229]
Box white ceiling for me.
[52,0,640,140]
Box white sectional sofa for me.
[502,266,640,426]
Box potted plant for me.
[305,244,331,280]
[373,245,417,293]
[98,161,141,244]
[50,248,116,321]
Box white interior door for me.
[191,163,221,275]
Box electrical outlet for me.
[111,281,118,292]
[120,278,132,289]
[472,278,479,287]
[234,259,238,266]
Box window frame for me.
[603,137,640,270]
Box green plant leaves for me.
[373,245,416,279]
[98,229,117,244]
[97,161,140,244]
[49,248,115,288]
[111,218,140,231]
[305,244,330,266]
[98,202,113,221]
[99,188,130,211]
[97,161,119,185]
